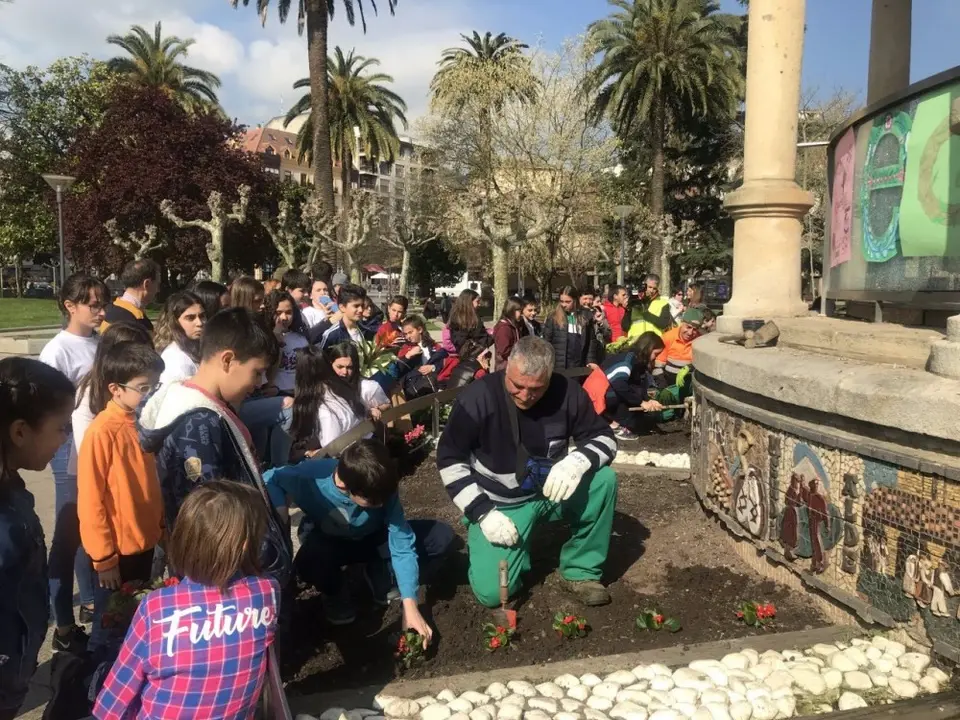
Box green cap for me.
[681,307,704,328]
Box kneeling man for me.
[437,336,618,607]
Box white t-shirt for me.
[39,329,98,385]
[275,331,309,393]
[301,305,328,329]
[69,385,96,475]
[159,343,199,385]
[316,379,389,447]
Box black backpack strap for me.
[503,376,529,478]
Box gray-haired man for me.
[436,337,619,607]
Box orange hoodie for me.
[78,401,164,571]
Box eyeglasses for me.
[120,382,159,395]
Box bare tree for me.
[161,185,250,282]
[303,189,382,282]
[259,199,307,269]
[104,219,164,261]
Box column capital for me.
[724,180,815,221]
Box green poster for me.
[899,86,960,257]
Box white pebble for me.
[321,710,346,720]
[626,683,650,692]
[700,704,729,720]
[568,687,591,702]
[698,690,727,706]
[741,649,760,668]
[447,700,473,714]
[927,667,950,684]
[582,675,604,688]
[728,702,751,720]
[562,700,584,713]
[789,668,825,696]
[809,644,838,657]
[526,699,557,715]
[376,696,399,711]
[609,701,647,720]
[617,691,650,705]
[748,697,777,720]
[864,646,882,662]
[899,652,931,674]
[437,691,457,704]
[842,671,872,691]
[691,711,712,720]
[827,652,858,672]
[497,706,521,720]
[868,670,888,688]
[891,667,911,681]
[884,640,906,658]
[470,708,495,720]
[688,660,725,674]
[606,671,638,686]
[556,714,582,720]
[781,650,803,662]
[507,682,537,698]
[650,677,674,692]
[584,710,611,720]
[420,705,452,720]
[449,714,469,720]
[747,664,774,682]
[774,695,796,718]
[671,703,697,718]
[632,666,656,681]
[462,693,490,707]
[763,671,793,691]
[487,685,508,701]
[889,677,919,699]
[522,711,550,720]
[720,654,749,671]
[556,675,582,690]
[385,701,420,719]
[501,696,526,709]
[647,691,672,706]
[672,669,713,692]
[535,684,564,699]
[821,669,842,691]
[593,683,622,700]
[870,656,894,674]
[415,698,438,708]
[919,676,940,695]
[670,688,699,706]
[587,697,614,712]
[843,647,869,668]
[837,692,867,711]
[745,688,769,702]
[648,711,680,720]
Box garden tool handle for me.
[629,404,687,411]
[499,559,509,606]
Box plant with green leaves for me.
[355,338,396,378]
[735,601,776,629]
[553,612,589,639]
[636,608,681,633]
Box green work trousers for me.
[466,466,618,607]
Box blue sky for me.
[0,0,956,127]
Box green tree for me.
[588,0,743,280]
[409,239,464,298]
[230,0,397,218]
[106,21,221,113]
[285,47,406,217]
[0,57,116,293]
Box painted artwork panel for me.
[830,128,856,267]
[859,110,912,263]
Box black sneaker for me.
[78,605,94,625]
[51,625,89,653]
[321,586,357,626]
[363,561,401,607]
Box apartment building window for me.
[300,173,307,185]
[380,179,390,193]
[395,181,405,195]
[284,170,292,182]
[395,164,405,179]
[379,161,392,175]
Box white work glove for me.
[479,509,519,547]
[543,452,592,503]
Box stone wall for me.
[692,379,960,662]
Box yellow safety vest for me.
[626,296,671,339]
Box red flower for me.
[120,581,137,595]
[577,621,586,630]
[563,615,577,624]
[654,614,664,624]
[736,611,744,618]
[163,577,180,587]
[489,636,501,649]
[496,626,506,634]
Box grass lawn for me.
[0,298,62,330]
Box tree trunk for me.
[208,228,225,283]
[398,247,411,296]
[341,146,352,218]
[345,249,360,283]
[12,257,19,297]
[491,242,509,315]
[305,0,335,215]
[649,98,666,281]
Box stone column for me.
[718,0,813,333]
[867,0,912,105]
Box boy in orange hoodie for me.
[78,341,165,656]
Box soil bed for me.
[282,459,827,696]
[621,417,691,455]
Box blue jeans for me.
[87,549,154,659]
[47,437,96,628]
[238,397,293,468]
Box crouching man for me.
[437,336,618,608]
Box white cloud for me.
[0,0,480,127]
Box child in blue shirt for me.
[264,439,453,636]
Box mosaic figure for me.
[916,555,935,608]
[808,477,831,573]
[780,472,805,561]
[864,530,888,574]
[932,561,955,618]
[903,552,919,598]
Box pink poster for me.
[829,128,855,267]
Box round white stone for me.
[650,677,674,693]
[748,697,777,720]
[447,699,473,714]
[616,691,650,706]
[728,702,751,720]
[415,699,438,708]
[781,650,803,663]
[741,649,760,667]
[420,705,452,720]
[698,690,726,706]
[763,671,794,691]
[871,636,889,651]
[385,700,421,719]
[870,656,895,674]
[470,708,495,720]
[609,701,647,720]
[804,657,825,668]
[919,676,940,695]
[884,640,906,658]
[555,675,582,690]
[827,652,858,672]
[632,667,656,681]
[843,647,869,668]
[376,696,400,711]
[789,668,825,696]
[821,669,842,691]
[593,683,622,700]
[721,654,749,671]
[672,669,713,693]
[501,695,527,709]
[607,671,639,686]
[700,668,729,688]
[496,706,522,720]
[449,713,469,720]
[688,661,725,674]
[568,687,591,702]
[649,665,673,678]
[773,695,795,718]
[864,647,883,662]
[587,697,614,712]
[526,698,557,714]
[868,670,888,688]
[747,664,774,682]
[842,671,872,691]
[891,668,911,681]
[927,667,950,684]
[320,709,346,720]
[746,687,770,702]
[582,675,604,688]
[522,710,550,720]
[487,684,509,701]
[584,709,611,720]
[889,677,919,699]
[555,713,583,720]
[837,692,867,711]
[648,711,680,720]
[507,682,537,698]
[671,703,697,718]
[437,691,457,704]
[562,700,585,713]
[462,693,490,707]
[899,653,931,674]
[626,683,650,692]
[810,644,838,658]
[691,710,713,720]
[700,703,729,720]
[670,688,700,706]
[535,683,564,699]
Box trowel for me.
[491,559,517,630]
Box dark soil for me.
[619,418,691,456]
[281,461,827,696]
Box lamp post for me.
[613,204,634,286]
[42,174,77,289]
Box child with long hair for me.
[39,272,109,652]
[492,297,527,368]
[187,280,228,324]
[93,482,279,720]
[155,291,206,386]
[542,285,601,370]
[290,343,390,456]
[0,358,75,719]
[601,331,665,439]
[264,290,309,396]
[398,315,447,376]
[229,275,265,314]
[444,288,489,356]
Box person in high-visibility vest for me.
[621,273,673,340]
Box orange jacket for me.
[656,327,695,376]
[78,402,164,571]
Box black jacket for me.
[449,323,491,355]
[542,308,601,370]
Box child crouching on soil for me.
[94,481,279,720]
[264,439,453,635]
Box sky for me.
[0,0,957,131]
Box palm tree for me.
[588,0,743,278]
[230,0,397,218]
[285,47,407,218]
[106,21,221,113]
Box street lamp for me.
[613,204,634,286]
[42,173,77,288]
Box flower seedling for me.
[103,577,180,630]
[404,425,426,444]
[735,601,776,628]
[636,608,681,633]
[483,622,514,651]
[394,630,427,669]
[552,612,589,639]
